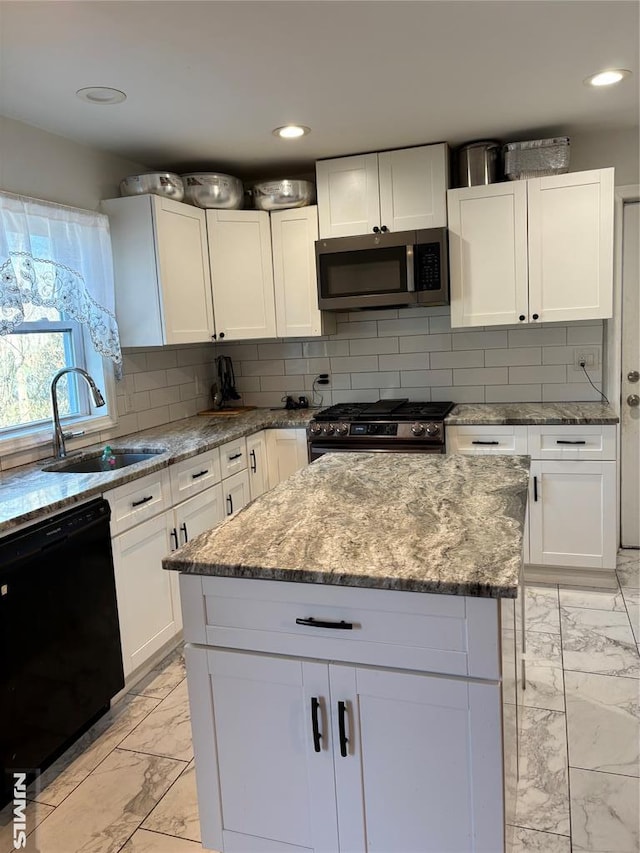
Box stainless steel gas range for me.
[306,399,455,461]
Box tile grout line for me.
[556,582,574,853]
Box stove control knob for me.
[324,423,336,436]
[308,422,322,436]
[411,422,426,436]
[425,422,440,437]
[335,423,349,436]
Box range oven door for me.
[308,441,445,462]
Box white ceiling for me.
[1,0,638,180]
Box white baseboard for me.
[524,564,618,589]
[111,631,185,706]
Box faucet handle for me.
[63,430,85,439]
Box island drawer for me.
[180,575,501,680]
[170,448,222,504]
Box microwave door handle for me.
[406,245,415,292]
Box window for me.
[0,192,122,451]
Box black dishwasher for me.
[0,497,124,807]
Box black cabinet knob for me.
[519,315,526,322]
[380,225,388,232]
[219,331,225,339]
[372,226,380,233]
[532,313,539,320]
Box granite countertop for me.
[163,452,530,599]
[446,402,619,425]
[0,408,316,535]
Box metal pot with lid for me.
[455,140,502,187]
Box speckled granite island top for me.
[446,402,618,425]
[163,452,530,599]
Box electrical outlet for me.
[573,346,600,370]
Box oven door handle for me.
[406,245,415,292]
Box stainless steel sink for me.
[43,450,165,474]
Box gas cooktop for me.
[312,399,455,422]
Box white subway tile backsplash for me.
[507,326,567,347]
[166,366,199,386]
[332,389,379,404]
[330,355,379,373]
[137,406,171,430]
[328,373,351,390]
[485,347,542,367]
[567,363,602,383]
[241,359,285,376]
[145,349,179,370]
[258,342,303,360]
[235,376,261,393]
[377,316,430,337]
[452,330,508,350]
[400,369,452,387]
[348,309,399,321]
[149,386,182,407]
[430,350,485,369]
[399,334,452,353]
[285,358,331,375]
[453,367,509,385]
[428,315,452,333]
[567,324,604,344]
[217,343,260,361]
[378,353,429,371]
[485,384,543,403]
[335,321,378,339]
[241,390,291,407]
[433,386,485,403]
[133,370,168,392]
[509,365,566,384]
[349,337,400,355]
[542,383,603,402]
[351,371,401,389]
[302,340,349,358]
[122,351,147,373]
[379,387,432,401]
[542,346,576,365]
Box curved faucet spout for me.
[50,367,106,458]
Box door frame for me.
[605,184,640,548]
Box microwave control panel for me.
[415,242,441,291]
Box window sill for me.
[0,412,118,464]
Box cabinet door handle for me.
[131,495,153,507]
[228,452,243,461]
[338,700,349,757]
[226,494,234,515]
[250,449,257,473]
[180,522,188,544]
[170,528,179,550]
[555,440,586,445]
[311,697,322,753]
[471,440,500,446]
[295,617,354,630]
[533,475,538,502]
[191,469,209,479]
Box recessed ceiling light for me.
[584,69,631,87]
[76,86,127,105]
[272,125,310,139]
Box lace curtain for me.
[0,191,122,371]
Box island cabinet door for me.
[185,645,340,853]
[330,664,505,853]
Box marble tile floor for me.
[1,550,638,853]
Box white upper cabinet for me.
[270,206,334,338]
[206,209,277,341]
[447,168,615,328]
[101,194,215,347]
[316,143,449,238]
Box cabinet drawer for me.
[105,469,171,535]
[528,425,616,460]
[180,575,500,679]
[446,425,528,455]
[170,448,221,504]
[219,437,248,479]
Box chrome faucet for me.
[50,367,106,458]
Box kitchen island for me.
[164,451,529,853]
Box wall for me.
[216,308,605,409]
[569,128,639,187]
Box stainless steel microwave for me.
[315,227,449,311]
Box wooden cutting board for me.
[197,406,257,416]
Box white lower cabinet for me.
[246,430,269,500]
[528,460,617,569]
[447,423,618,573]
[266,428,309,489]
[185,624,504,853]
[222,469,251,518]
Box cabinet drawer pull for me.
[131,495,153,508]
[533,475,538,502]
[311,697,322,753]
[228,452,243,461]
[170,528,179,550]
[191,469,209,479]
[250,449,257,473]
[295,617,353,630]
[226,494,234,515]
[471,440,500,446]
[180,522,188,544]
[338,700,349,757]
[555,440,586,445]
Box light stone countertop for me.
[446,402,618,425]
[162,452,530,599]
[0,408,316,535]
